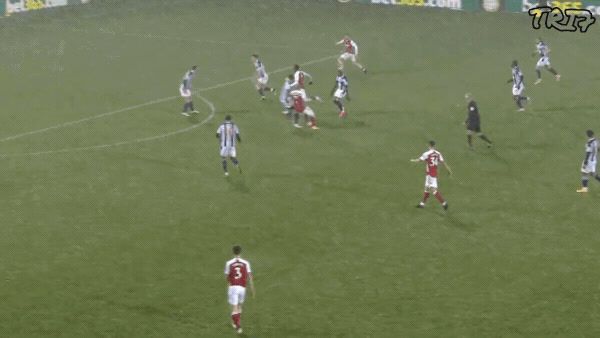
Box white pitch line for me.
[0,95,215,157]
[0,54,337,143]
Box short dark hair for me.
[288,74,294,80]
[251,54,259,58]
[225,115,232,121]
[587,129,594,137]
[293,64,300,71]
[191,65,197,70]
[512,60,518,67]
[429,140,436,147]
[233,245,242,255]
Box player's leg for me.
[578,172,590,192]
[228,287,242,330]
[337,56,345,70]
[433,188,449,210]
[304,107,318,129]
[476,130,493,147]
[221,148,230,176]
[417,177,432,208]
[351,55,367,73]
[546,65,560,80]
[229,148,241,173]
[466,130,474,149]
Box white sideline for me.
[0,95,215,157]
[0,54,337,144]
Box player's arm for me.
[584,152,591,165]
[216,132,220,139]
[346,89,351,101]
[330,81,337,96]
[236,133,241,143]
[410,157,423,162]
[442,161,453,176]
[352,42,358,55]
[304,72,314,85]
[248,273,256,298]
[336,39,344,45]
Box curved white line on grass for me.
[0,95,215,157]
[0,55,337,143]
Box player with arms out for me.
[336,35,367,73]
[464,93,493,149]
[224,245,255,335]
[216,115,242,177]
[507,60,530,112]
[330,70,350,118]
[179,65,199,116]
[251,54,275,100]
[290,89,319,130]
[411,141,452,210]
[533,38,560,85]
[577,129,600,193]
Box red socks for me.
[231,313,241,328]
[422,192,430,203]
[434,191,445,204]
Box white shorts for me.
[257,75,269,86]
[228,286,246,306]
[220,146,237,158]
[581,160,597,174]
[424,175,438,190]
[303,106,315,118]
[334,89,346,99]
[536,57,551,68]
[280,96,292,109]
[512,84,524,96]
[179,85,191,98]
[339,52,357,62]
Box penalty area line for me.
[0,95,215,157]
[0,54,337,143]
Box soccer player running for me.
[330,70,350,118]
[251,54,275,100]
[216,115,242,177]
[224,245,255,335]
[533,38,560,85]
[577,129,600,193]
[507,60,530,112]
[411,141,452,210]
[290,89,319,130]
[464,93,493,149]
[335,35,367,73]
[179,65,199,116]
[279,74,294,116]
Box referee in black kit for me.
[464,93,493,150]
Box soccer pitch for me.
[1,0,599,336]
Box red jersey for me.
[292,95,305,113]
[344,39,355,54]
[224,257,252,287]
[419,149,444,177]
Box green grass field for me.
[1,0,600,336]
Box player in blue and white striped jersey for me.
[216,115,242,177]
[179,66,199,117]
[577,130,600,193]
[330,70,350,118]
[251,54,275,100]
[533,38,560,85]
[507,60,529,112]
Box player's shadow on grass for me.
[226,175,250,194]
[359,109,397,117]
[443,213,478,233]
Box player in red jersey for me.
[289,64,322,103]
[411,141,452,210]
[336,35,367,73]
[290,89,319,130]
[224,245,255,334]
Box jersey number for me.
[233,267,243,279]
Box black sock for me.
[258,89,264,97]
[536,69,541,79]
[595,175,600,182]
[294,113,299,124]
[183,103,189,112]
[467,135,473,147]
[334,100,343,111]
[549,68,558,75]
[479,134,492,144]
[232,158,239,166]
[189,102,195,111]
[222,160,228,173]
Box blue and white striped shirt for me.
[217,121,240,148]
